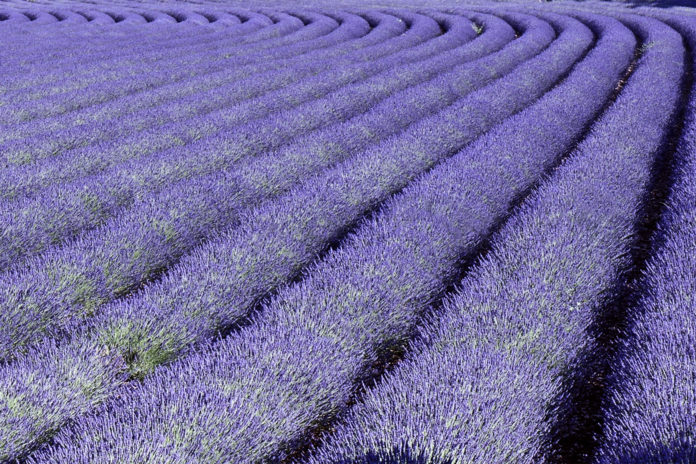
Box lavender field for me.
[0,0,694,462]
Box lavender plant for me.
[0,3,692,463]
[0,10,519,358]
[1,10,592,462]
[304,12,685,464]
[595,13,696,463]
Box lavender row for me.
[0,7,268,76]
[0,9,372,119]
[304,13,684,464]
[9,7,253,33]
[0,8,360,118]
[0,11,330,113]
[0,10,415,162]
[0,8,92,25]
[1,9,370,113]
[594,13,696,464]
[0,9,520,360]
[0,8,307,94]
[0,6,162,26]
[4,8,380,97]
[0,10,284,96]
[0,11,340,125]
[0,12,473,265]
[0,11,571,461]
[0,11,375,149]
[0,8,258,67]
[0,6,265,55]
[0,11,433,185]
[0,13,224,59]
[0,11,448,179]
[5,5,268,36]
[14,12,598,463]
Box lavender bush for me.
[304,11,684,464]
[595,12,696,464]
[10,10,597,463]
[0,2,692,463]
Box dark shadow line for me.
[540,22,692,464]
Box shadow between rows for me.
[16,9,584,464]
[279,15,614,464]
[539,23,693,464]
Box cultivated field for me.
[0,0,694,462]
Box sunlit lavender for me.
[0,0,694,463]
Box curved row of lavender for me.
[304,7,686,463]
[0,7,288,73]
[0,11,298,96]
[0,3,236,28]
[0,11,356,147]
[12,8,598,463]
[0,8,540,459]
[0,11,398,151]
[0,9,516,357]
[594,11,696,464]
[0,9,493,358]
[0,12,348,133]
[0,12,448,201]
[0,10,275,81]
[0,1,693,463]
[0,12,445,261]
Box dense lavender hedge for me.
[0,11,439,195]
[0,10,563,460]
[0,10,512,359]
[304,11,684,464]
[0,1,693,462]
[17,11,601,464]
[594,13,696,464]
